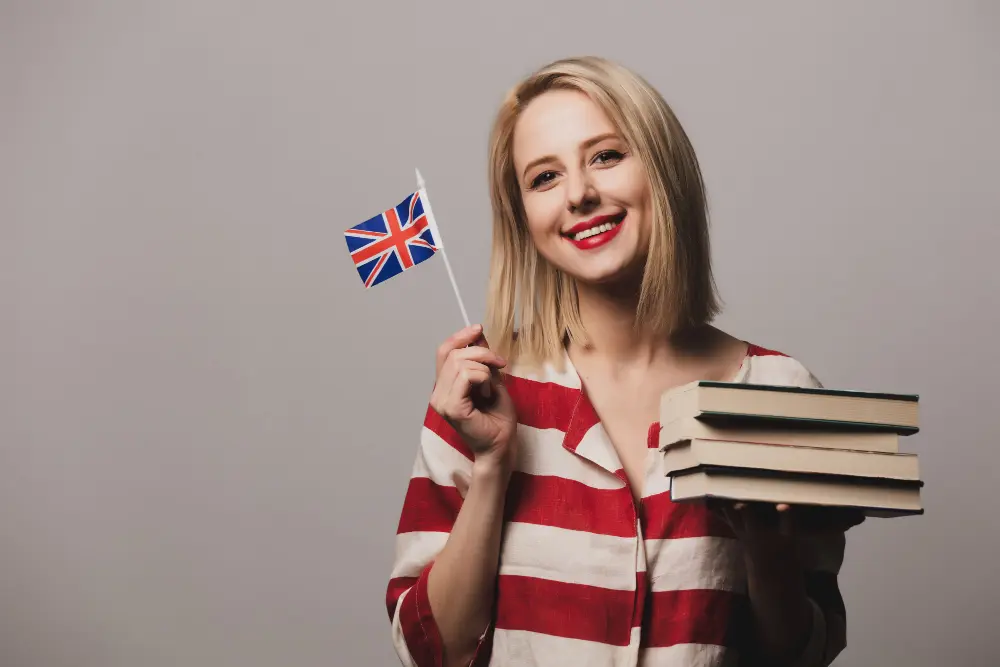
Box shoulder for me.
[742,343,823,389]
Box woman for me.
[385,56,862,667]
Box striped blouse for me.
[386,344,848,666]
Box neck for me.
[573,282,649,362]
[568,278,723,377]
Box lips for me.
[562,213,626,250]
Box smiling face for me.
[512,89,653,287]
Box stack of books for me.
[659,381,924,517]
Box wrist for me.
[743,537,800,575]
[471,452,513,484]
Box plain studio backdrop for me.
[3,1,998,665]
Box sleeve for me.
[782,360,850,667]
[385,404,493,667]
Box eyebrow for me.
[520,132,621,181]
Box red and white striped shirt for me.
[386,344,848,666]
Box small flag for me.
[345,190,439,289]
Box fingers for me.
[722,502,789,536]
[449,362,493,406]
[439,348,506,399]
[727,503,865,539]
[436,324,488,374]
[452,345,507,370]
[431,324,510,423]
[436,325,506,375]
[431,359,498,422]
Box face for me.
[512,89,653,287]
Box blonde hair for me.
[485,56,721,370]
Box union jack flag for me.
[345,190,439,288]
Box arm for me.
[386,408,509,667]
[741,530,848,667]
[733,359,850,666]
[427,455,511,666]
[386,324,516,667]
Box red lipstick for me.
[563,213,626,250]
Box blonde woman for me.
[385,56,862,667]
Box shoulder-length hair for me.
[485,56,721,370]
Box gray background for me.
[3,1,998,665]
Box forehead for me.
[512,89,618,165]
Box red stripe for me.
[423,405,474,461]
[409,192,420,225]
[642,588,749,649]
[495,574,637,646]
[394,576,748,652]
[364,252,389,288]
[640,490,734,540]
[385,208,413,269]
[746,343,787,357]
[505,375,584,432]
[504,375,607,454]
[397,565,445,666]
[632,571,647,629]
[386,575,418,619]
[355,235,394,266]
[505,471,636,538]
[396,477,463,534]
[647,421,660,448]
[564,389,601,452]
[351,209,429,266]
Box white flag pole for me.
[415,168,472,328]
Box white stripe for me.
[643,449,672,499]
[491,628,638,667]
[644,536,746,593]
[414,426,473,490]
[745,354,821,389]
[639,643,737,667]
[391,530,447,580]
[389,587,418,667]
[575,423,623,473]
[516,425,624,490]
[499,522,638,591]
[509,359,581,389]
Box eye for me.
[529,171,557,189]
[592,149,626,165]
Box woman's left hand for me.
[716,502,865,551]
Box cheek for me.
[605,162,650,205]
[608,167,652,233]
[521,193,564,242]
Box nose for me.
[566,168,599,214]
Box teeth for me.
[572,221,619,241]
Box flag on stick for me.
[344,169,471,327]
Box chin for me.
[537,234,647,288]
[563,258,645,288]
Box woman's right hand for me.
[430,324,517,468]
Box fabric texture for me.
[386,344,848,667]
